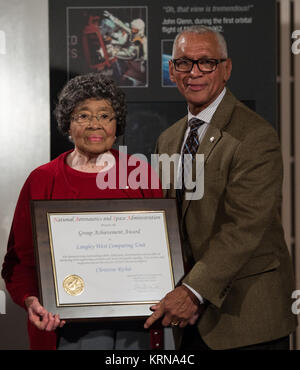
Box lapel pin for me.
[210,136,215,143]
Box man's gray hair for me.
[172,26,228,59]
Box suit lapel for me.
[197,125,222,164]
[181,125,222,216]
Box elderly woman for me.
[2,73,162,350]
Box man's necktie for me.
[176,118,205,272]
[181,118,205,193]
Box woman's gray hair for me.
[172,26,228,59]
[54,73,127,137]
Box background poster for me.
[67,6,148,87]
[50,0,276,160]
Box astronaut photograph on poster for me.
[67,6,148,87]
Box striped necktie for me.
[181,118,205,192]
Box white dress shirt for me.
[180,87,226,154]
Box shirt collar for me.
[187,87,226,124]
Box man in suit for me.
[144,26,297,350]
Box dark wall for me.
[49,0,277,160]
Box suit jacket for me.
[156,89,297,349]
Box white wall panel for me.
[0,0,50,349]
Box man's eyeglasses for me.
[71,112,116,126]
[172,58,227,73]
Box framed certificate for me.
[31,198,184,321]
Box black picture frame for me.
[31,198,184,321]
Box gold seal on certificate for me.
[63,275,84,296]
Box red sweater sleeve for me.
[1,169,53,308]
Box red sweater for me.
[2,150,162,349]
